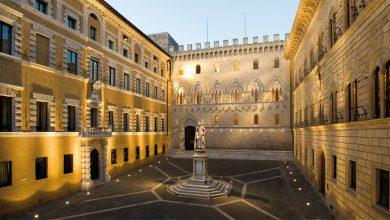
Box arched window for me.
[234,114,238,126]
[196,64,201,74]
[134,44,141,64]
[346,82,352,122]
[214,115,219,126]
[386,61,390,117]
[274,57,280,68]
[345,0,351,30]
[214,63,221,73]
[231,89,241,103]
[374,67,381,119]
[160,63,165,77]
[329,13,337,48]
[271,80,283,101]
[232,61,240,71]
[177,87,186,105]
[253,59,259,70]
[88,13,100,42]
[254,114,259,125]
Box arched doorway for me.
[185,126,196,150]
[319,152,326,196]
[90,149,99,180]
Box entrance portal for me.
[320,152,325,195]
[90,149,99,180]
[185,126,196,150]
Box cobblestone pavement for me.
[15,158,334,220]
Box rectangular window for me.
[36,34,49,66]
[353,80,358,121]
[154,67,157,73]
[349,160,356,190]
[91,59,99,81]
[162,90,165,101]
[146,145,149,158]
[67,50,78,75]
[332,155,337,179]
[154,86,158,99]
[123,48,128,58]
[67,16,76,30]
[135,53,139,63]
[124,148,128,162]
[347,83,352,122]
[36,0,47,14]
[145,83,150,97]
[36,101,48,132]
[124,73,130,91]
[305,147,308,164]
[64,154,73,174]
[136,78,141,94]
[90,108,98,128]
[312,149,315,167]
[275,114,280,125]
[0,22,12,55]
[109,67,116,86]
[378,169,389,209]
[154,144,158,156]
[108,40,114,50]
[123,113,129,132]
[145,116,150,132]
[154,117,158,132]
[162,145,166,154]
[0,161,12,187]
[0,96,12,132]
[111,149,117,164]
[161,118,165,132]
[108,111,114,130]
[136,115,140,132]
[136,146,140,159]
[68,105,76,132]
[35,157,48,180]
[90,26,96,40]
[145,61,149,69]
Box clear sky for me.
[105,0,300,45]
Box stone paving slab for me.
[13,158,334,220]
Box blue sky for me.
[105,0,300,45]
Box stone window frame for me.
[86,48,103,81]
[0,4,22,58]
[86,102,102,128]
[62,98,81,132]
[63,39,82,76]
[122,66,132,92]
[344,156,358,195]
[371,163,390,216]
[144,112,151,132]
[0,83,22,132]
[31,92,55,132]
[153,113,159,132]
[105,33,117,52]
[30,23,55,68]
[106,105,118,132]
[63,6,82,33]
[106,58,120,88]
[160,113,167,132]
[32,0,54,17]
[122,108,131,132]
[134,109,144,132]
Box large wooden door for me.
[185,126,196,150]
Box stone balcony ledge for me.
[79,127,112,138]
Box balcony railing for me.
[79,127,112,138]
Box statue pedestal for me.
[188,149,212,185]
[167,148,232,200]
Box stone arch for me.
[210,80,224,103]
[181,114,198,128]
[192,81,206,104]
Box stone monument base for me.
[167,149,232,200]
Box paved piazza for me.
[15,158,333,220]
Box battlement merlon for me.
[173,33,290,54]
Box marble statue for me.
[195,122,206,150]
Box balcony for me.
[79,127,112,138]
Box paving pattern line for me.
[242,200,281,220]
[152,177,171,190]
[167,161,191,174]
[213,206,236,220]
[82,190,151,203]
[163,200,211,208]
[241,184,248,199]
[51,200,160,220]
[155,166,171,178]
[213,199,242,207]
[246,175,283,185]
[230,167,280,178]
[151,189,163,201]
[229,177,245,184]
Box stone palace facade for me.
[168,36,293,151]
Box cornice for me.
[284,0,322,60]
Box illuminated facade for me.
[0,0,171,215]
[170,36,293,151]
[285,0,390,219]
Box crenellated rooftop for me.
[170,33,290,54]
